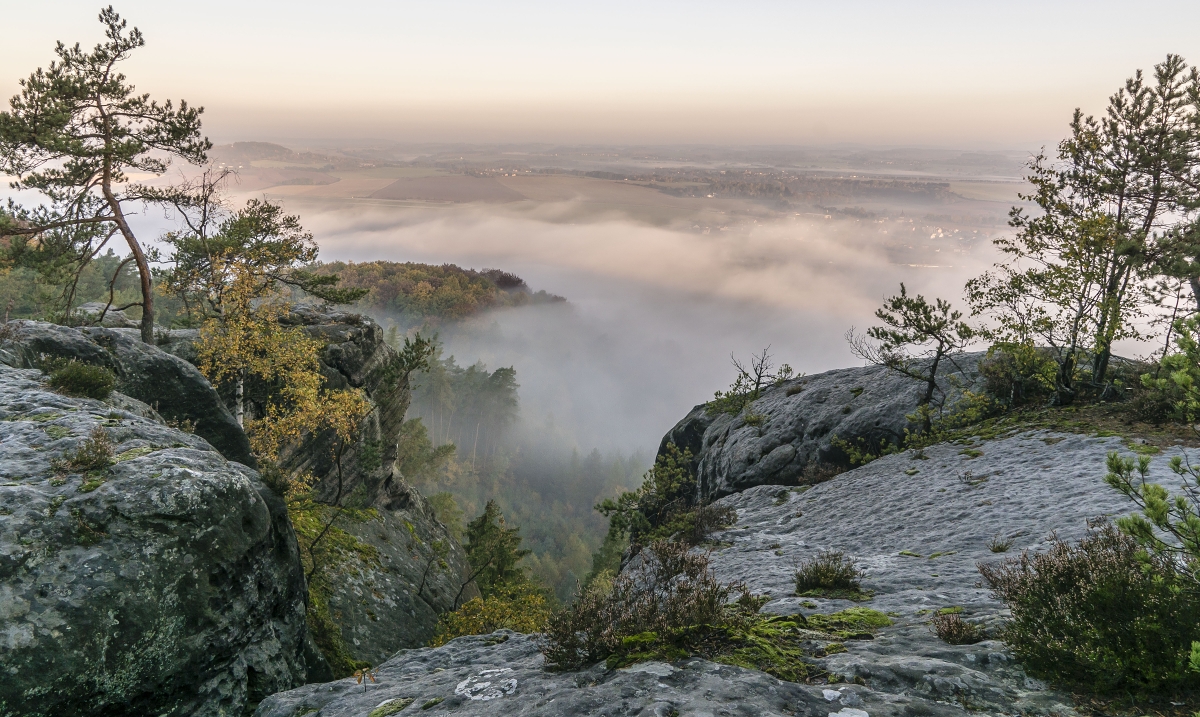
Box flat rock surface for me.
[258,428,1170,717]
[705,430,1160,716]
[0,365,309,717]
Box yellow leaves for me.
[195,263,371,463]
[429,583,551,647]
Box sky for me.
[4,1,1200,147]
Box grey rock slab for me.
[660,354,985,501]
[255,631,884,717]
[0,365,309,716]
[704,430,1161,715]
[0,320,254,466]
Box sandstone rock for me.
[258,428,1147,716]
[702,430,1145,715]
[0,320,254,467]
[158,306,478,666]
[0,365,308,716]
[254,631,840,717]
[660,352,984,500]
[73,301,139,329]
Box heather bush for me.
[543,540,813,681]
[794,550,869,600]
[44,358,115,400]
[930,613,985,645]
[979,522,1200,694]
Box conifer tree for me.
[0,7,209,342]
[848,284,974,433]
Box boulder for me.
[700,429,1144,715]
[661,352,984,500]
[0,365,310,716]
[73,302,140,329]
[0,320,254,467]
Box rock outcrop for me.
[0,365,310,716]
[0,320,254,467]
[258,427,1154,717]
[661,353,984,500]
[160,306,477,666]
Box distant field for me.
[947,181,1028,202]
[370,175,526,203]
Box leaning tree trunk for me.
[101,169,155,344]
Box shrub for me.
[978,521,1200,695]
[45,359,115,400]
[930,613,985,645]
[794,550,866,599]
[595,444,736,556]
[52,427,115,474]
[543,540,815,680]
[429,582,551,646]
[978,342,1056,408]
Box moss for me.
[421,697,444,709]
[47,495,66,517]
[743,412,765,427]
[77,472,108,492]
[937,606,964,615]
[115,446,157,462]
[823,642,847,654]
[959,448,984,459]
[288,499,382,676]
[928,551,957,559]
[850,387,864,397]
[44,425,71,440]
[904,468,919,476]
[369,698,415,716]
[899,550,923,558]
[607,615,814,683]
[29,412,63,423]
[796,588,874,602]
[806,608,892,637]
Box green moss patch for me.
[369,698,415,716]
[806,608,892,637]
[796,588,874,602]
[606,614,814,682]
[116,446,157,462]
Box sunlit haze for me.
[4,1,1200,146]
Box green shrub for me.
[543,540,815,680]
[45,359,116,400]
[978,522,1200,695]
[794,550,866,599]
[930,613,985,645]
[430,581,550,646]
[51,427,115,474]
[978,342,1056,408]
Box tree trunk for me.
[1054,351,1076,406]
[1190,276,1200,315]
[918,349,942,435]
[235,371,245,428]
[101,173,154,343]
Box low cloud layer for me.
[296,201,998,453]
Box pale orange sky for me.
[4,1,1200,147]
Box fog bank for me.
[298,202,998,453]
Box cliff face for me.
[0,364,310,717]
[659,353,984,501]
[160,307,477,665]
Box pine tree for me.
[0,7,208,342]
